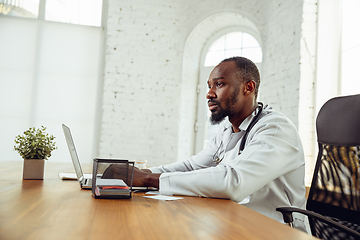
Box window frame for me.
[200,26,263,68]
[0,0,104,27]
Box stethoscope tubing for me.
[238,102,263,155]
[213,103,264,164]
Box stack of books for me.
[94,179,131,197]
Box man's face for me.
[206,61,244,124]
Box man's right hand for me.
[101,164,160,188]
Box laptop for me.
[62,124,158,192]
[62,124,92,189]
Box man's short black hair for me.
[220,57,260,100]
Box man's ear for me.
[244,80,256,95]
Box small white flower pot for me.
[23,159,45,180]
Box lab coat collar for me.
[238,103,262,132]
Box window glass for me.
[242,33,259,48]
[204,51,224,67]
[45,0,102,27]
[225,49,242,59]
[207,37,224,53]
[204,31,262,67]
[0,0,102,27]
[0,0,39,19]
[341,0,360,95]
[225,32,242,49]
[242,48,263,63]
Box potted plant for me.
[14,126,57,180]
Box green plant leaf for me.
[13,126,57,160]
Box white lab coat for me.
[150,105,308,231]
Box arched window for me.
[194,31,262,153]
[204,32,262,67]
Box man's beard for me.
[209,86,239,125]
[209,103,233,124]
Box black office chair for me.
[277,94,360,240]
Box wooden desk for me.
[0,161,317,240]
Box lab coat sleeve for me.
[156,113,305,203]
[149,128,224,173]
[149,149,217,173]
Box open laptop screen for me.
[62,124,85,181]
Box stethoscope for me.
[213,102,264,164]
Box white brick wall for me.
[254,0,318,185]
[100,1,187,166]
[100,0,318,174]
[260,0,304,123]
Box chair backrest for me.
[307,94,360,239]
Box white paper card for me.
[143,195,184,201]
